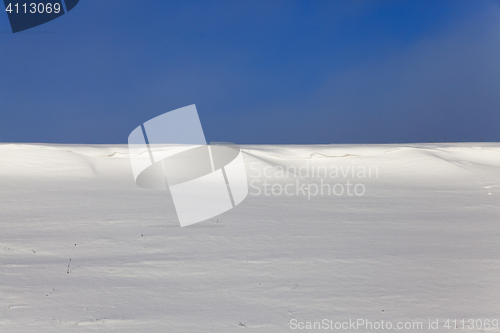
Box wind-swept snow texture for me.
[1,143,499,332]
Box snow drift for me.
[1,143,499,332]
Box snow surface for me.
[1,143,499,332]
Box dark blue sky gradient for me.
[1,0,499,144]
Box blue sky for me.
[1,0,499,144]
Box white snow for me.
[1,143,499,332]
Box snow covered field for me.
[1,143,499,332]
